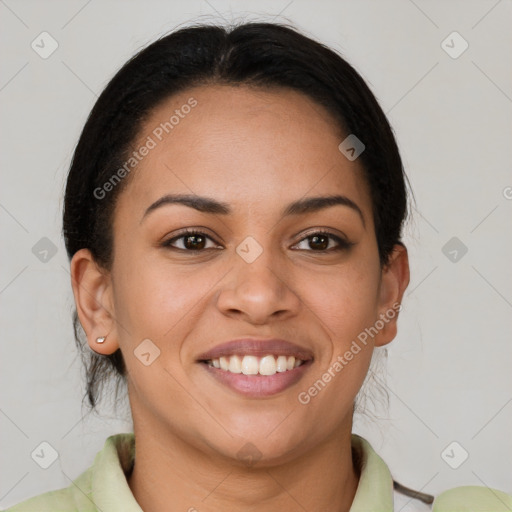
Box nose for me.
[215,243,302,325]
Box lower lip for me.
[201,361,312,398]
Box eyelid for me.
[295,227,350,243]
[291,228,353,251]
[162,227,353,252]
[162,228,221,249]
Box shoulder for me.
[1,466,94,512]
[2,433,135,512]
[432,485,512,511]
[393,481,512,512]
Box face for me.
[73,84,409,465]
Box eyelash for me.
[162,228,353,253]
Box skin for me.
[71,84,410,512]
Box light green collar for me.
[92,432,142,512]
[349,434,394,511]
[91,432,393,511]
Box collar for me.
[349,433,394,511]
[90,432,394,511]
[91,432,142,512]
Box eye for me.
[162,229,221,251]
[292,230,353,252]
[162,228,353,253]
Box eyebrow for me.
[141,193,365,227]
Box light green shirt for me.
[3,433,511,511]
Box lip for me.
[196,338,314,398]
[202,360,313,398]
[196,338,314,361]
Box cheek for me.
[312,274,379,400]
[111,228,381,359]
[309,257,381,347]
[294,262,379,426]
[112,242,381,342]
[111,244,229,369]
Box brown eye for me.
[293,230,353,252]
[162,229,352,253]
[308,233,330,251]
[163,230,219,251]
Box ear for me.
[373,243,410,347]
[69,248,119,355]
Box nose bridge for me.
[230,206,280,266]
[216,232,300,322]
[235,234,268,266]
[234,233,284,289]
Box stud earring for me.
[96,336,106,344]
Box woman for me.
[4,22,510,512]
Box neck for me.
[127,415,359,512]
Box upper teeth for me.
[208,355,304,376]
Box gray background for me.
[1,0,511,508]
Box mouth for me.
[197,338,314,398]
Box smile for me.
[197,338,314,397]
[205,354,305,376]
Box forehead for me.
[118,84,373,224]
